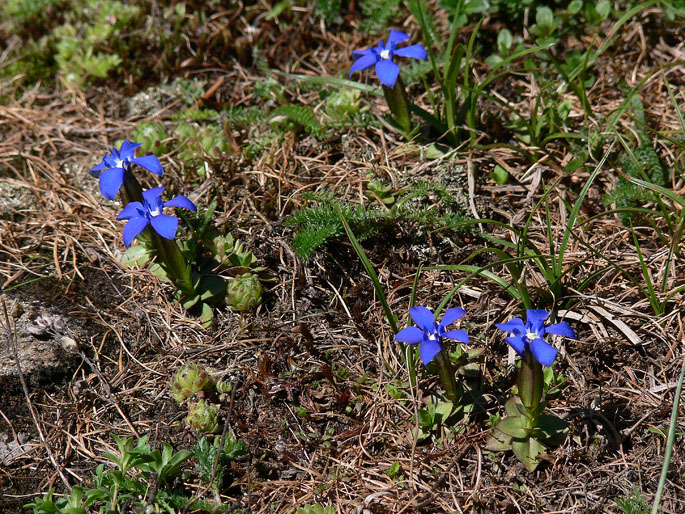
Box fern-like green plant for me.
[285,182,471,260]
[285,191,389,259]
[604,97,668,224]
[314,0,342,24]
[270,105,323,139]
[359,0,402,33]
[614,487,657,514]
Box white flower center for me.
[149,207,161,217]
[380,49,391,60]
[526,331,538,341]
[114,158,123,168]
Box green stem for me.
[382,76,412,136]
[433,349,459,402]
[152,231,195,296]
[122,168,144,204]
[518,350,543,419]
[119,168,196,298]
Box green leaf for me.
[505,396,527,418]
[497,29,513,54]
[595,1,610,19]
[182,294,201,310]
[536,6,554,27]
[568,0,583,14]
[494,416,529,439]
[434,401,455,424]
[537,414,569,446]
[200,302,214,329]
[199,275,227,303]
[486,425,513,451]
[512,436,546,472]
[120,244,153,268]
[485,54,504,67]
[491,164,509,184]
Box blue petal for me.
[504,336,526,356]
[443,329,469,344]
[375,59,401,88]
[117,201,144,220]
[131,155,164,176]
[394,44,428,60]
[143,187,166,204]
[409,306,435,331]
[495,318,525,336]
[526,309,549,324]
[99,167,125,200]
[545,321,575,339]
[526,309,549,334]
[350,52,378,76]
[90,159,107,178]
[164,195,197,211]
[387,29,409,46]
[439,307,466,329]
[119,140,141,160]
[122,217,149,247]
[151,214,178,240]
[352,48,374,60]
[530,338,557,367]
[395,326,425,345]
[419,339,442,365]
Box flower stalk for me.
[395,306,468,403]
[432,349,459,402]
[382,76,412,136]
[518,348,543,415]
[117,164,195,297]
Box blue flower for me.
[90,140,164,201]
[116,187,196,247]
[395,306,469,365]
[495,309,575,367]
[350,29,428,88]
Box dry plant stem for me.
[1,298,70,490]
[78,348,140,437]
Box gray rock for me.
[0,432,31,465]
[0,295,81,394]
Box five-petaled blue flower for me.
[117,187,196,247]
[350,29,428,88]
[91,140,164,201]
[495,309,575,367]
[395,306,469,365]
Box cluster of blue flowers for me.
[90,140,197,246]
[396,306,574,367]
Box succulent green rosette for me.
[227,273,263,311]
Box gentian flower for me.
[395,306,469,365]
[90,140,164,201]
[116,187,196,247]
[350,29,428,88]
[496,309,575,367]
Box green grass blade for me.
[557,140,616,280]
[623,176,685,207]
[630,221,661,315]
[651,354,685,514]
[335,205,397,334]
[280,73,383,96]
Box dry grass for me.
[1,2,685,513]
